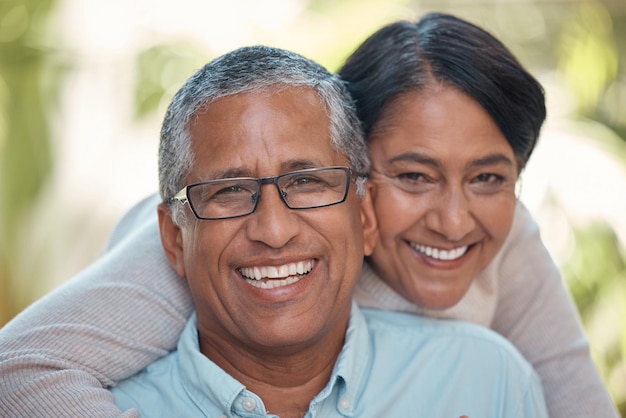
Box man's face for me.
[159,87,376,356]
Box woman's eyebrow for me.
[387,151,514,171]
[388,152,441,169]
[467,153,514,170]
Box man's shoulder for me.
[361,307,532,371]
[352,308,547,417]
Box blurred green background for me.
[1,0,625,414]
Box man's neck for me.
[198,314,349,417]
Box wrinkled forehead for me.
[186,88,346,180]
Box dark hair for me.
[338,12,546,169]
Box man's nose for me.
[245,184,301,248]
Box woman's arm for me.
[0,194,193,417]
[490,201,618,418]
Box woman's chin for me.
[402,281,469,311]
[415,296,463,310]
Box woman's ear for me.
[157,203,186,277]
[360,181,379,257]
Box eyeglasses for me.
[168,166,354,220]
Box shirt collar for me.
[318,300,371,417]
[177,313,249,416]
[176,302,372,417]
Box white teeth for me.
[239,260,315,281]
[246,275,301,289]
[267,266,279,278]
[410,243,468,261]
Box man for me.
[104,45,548,417]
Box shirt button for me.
[242,396,257,411]
[339,397,350,410]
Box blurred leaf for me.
[557,1,618,116]
[563,221,626,413]
[0,0,60,324]
[564,221,624,317]
[134,43,207,119]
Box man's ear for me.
[360,181,379,257]
[157,203,186,277]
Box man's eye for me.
[203,184,253,202]
[293,176,322,185]
[215,185,246,195]
[285,175,329,190]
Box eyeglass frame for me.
[167,166,361,220]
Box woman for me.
[0,13,617,418]
[341,15,616,418]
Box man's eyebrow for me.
[204,159,328,180]
[208,168,253,180]
[281,159,326,172]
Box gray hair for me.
[159,45,369,224]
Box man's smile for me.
[239,260,315,289]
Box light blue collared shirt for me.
[113,302,548,417]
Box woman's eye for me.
[473,173,504,184]
[397,172,428,183]
[470,173,508,194]
[389,172,434,194]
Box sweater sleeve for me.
[0,194,193,418]
[491,201,619,418]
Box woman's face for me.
[367,86,519,310]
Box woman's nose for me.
[424,187,475,242]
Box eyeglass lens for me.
[186,167,350,220]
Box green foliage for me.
[133,43,208,120]
[0,0,60,324]
[563,221,626,415]
[557,0,626,144]
[558,2,618,115]
[566,222,624,315]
